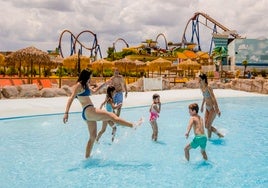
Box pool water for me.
[0,97,267,188]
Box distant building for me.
[228,38,268,71]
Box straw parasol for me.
[113,57,136,74]
[196,51,211,65]
[196,51,210,59]
[91,59,114,71]
[51,55,64,65]
[177,52,188,60]
[147,57,172,77]
[0,53,5,66]
[147,57,172,72]
[183,50,198,59]
[7,46,50,78]
[178,59,201,77]
[134,59,147,71]
[63,54,90,70]
[178,59,201,70]
[90,59,114,76]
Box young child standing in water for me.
[96,86,121,142]
[184,103,208,161]
[149,93,161,141]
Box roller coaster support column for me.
[77,49,81,75]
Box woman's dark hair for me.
[77,69,92,89]
[106,86,115,99]
[189,103,199,113]
[199,73,208,84]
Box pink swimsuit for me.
[149,104,159,121]
[150,111,159,121]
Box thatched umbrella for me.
[196,51,211,65]
[178,59,201,77]
[196,51,210,59]
[147,57,172,76]
[63,54,90,73]
[0,53,6,75]
[133,59,148,77]
[51,55,64,65]
[90,59,114,76]
[134,60,147,71]
[51,55,64,87]
[7,46,50,79]
[0,53,5,67]
[183,50,198,59]
[113,57,136,75]
[177,52,188,60]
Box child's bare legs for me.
[150,121,158,141]
[184,144,191,161]
[96,121,108,142]
[85,121,97,158]
[201,150,208,160]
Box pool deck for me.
[0,89,266,119]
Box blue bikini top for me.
[77,87,91,96]
[203,89,211,98]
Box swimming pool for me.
[1,96,267,188]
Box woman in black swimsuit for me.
[63,69,143,158]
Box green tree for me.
[106,47,115,61]
[212,46,228,79]
[242,59,248,78]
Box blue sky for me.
[0,0,267,57]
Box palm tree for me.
[212,46,228,79]
[242,59,248,78]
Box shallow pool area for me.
[1,95,267,188]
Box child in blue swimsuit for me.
[96,86,122,142]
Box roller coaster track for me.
[58,29,102,59]
[181,12,242,52]
[155,33,168,50]
[113,38,129,52]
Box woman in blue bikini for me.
[63,69,143,158]
[199,73,224,139]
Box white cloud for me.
[0,0,267,57]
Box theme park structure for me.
[181,12,242,53]
[56,12,241,62]
[110,12,242,62]
[58,29,102,60]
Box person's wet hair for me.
[77,69,92,89]
[107,86,115,99]
[153,93,160,99]
[189,103,199,113]
[199,73,208,84]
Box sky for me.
[0,0,267,58]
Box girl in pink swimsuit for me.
[149,93,161,141]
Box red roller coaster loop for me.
[58,29,102,60]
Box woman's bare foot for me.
[133,117,144,129]
[217,132,224,138]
